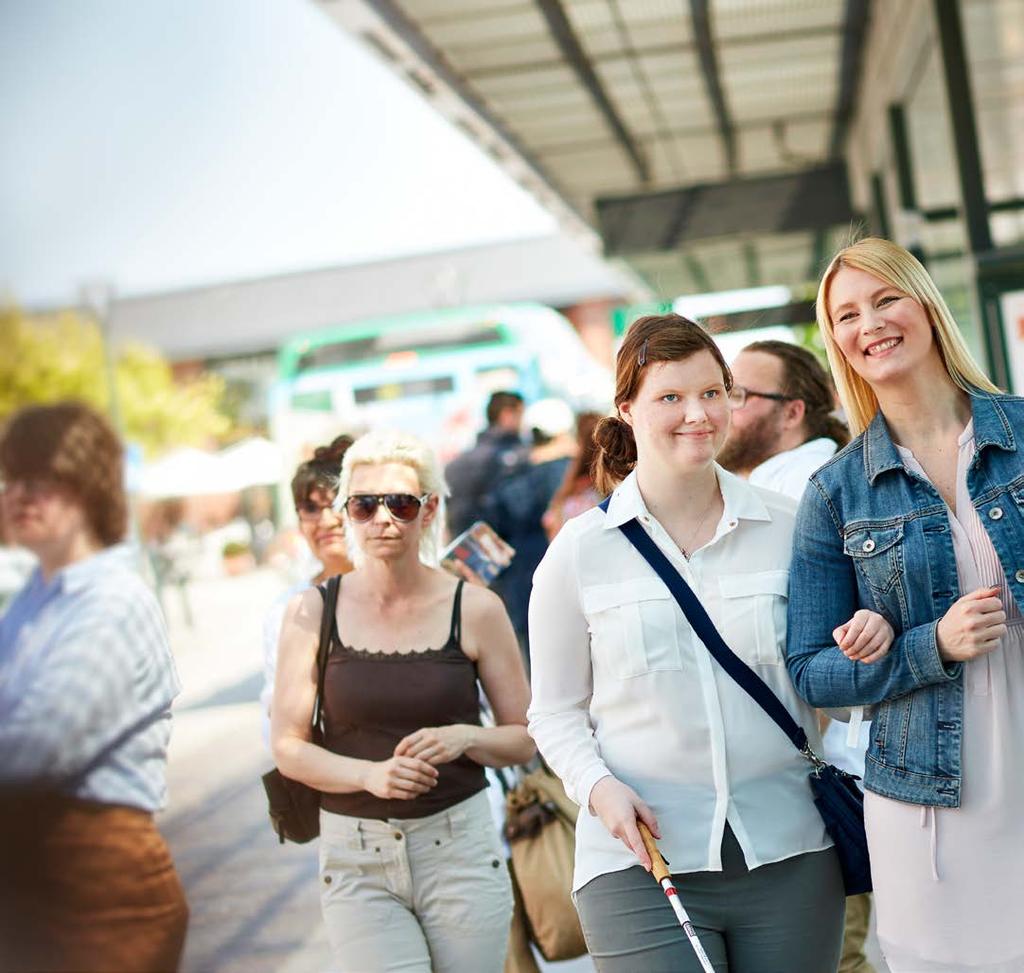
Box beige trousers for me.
[840,892,876,973]
[319,790,513,973]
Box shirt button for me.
[323,875,332,884]
[989,507,1004,520]
[1016,569,1024,584]
[862,539,876,553]
[394,832,403,841]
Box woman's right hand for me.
[936,586,1006,662]
[362,756,439,800]
[588,775,661,871]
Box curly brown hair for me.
[0,401,127,546]
[290,435,354,507]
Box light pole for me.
[79,280,121,433]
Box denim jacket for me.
[786,391,1024,807]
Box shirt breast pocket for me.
[717,570,789,666]
[582,578,682,679]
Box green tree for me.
[0,305,229,454]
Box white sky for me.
[0,0,555,306]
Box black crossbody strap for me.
[313,574,341,733]
[599,498,807,753]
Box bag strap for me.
[313,574,341,732]
[599,497,811,757]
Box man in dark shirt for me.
[445,391,528,538]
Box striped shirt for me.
[0,544,180,812]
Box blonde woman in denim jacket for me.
[787,238,1024,972]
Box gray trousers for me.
[574,826,845,973]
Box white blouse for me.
[527,468,831,892]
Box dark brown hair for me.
[0,401,127,545]
[743,340,850,448]
[593,314,732,495]
[549,411,603,507]
[485,390,524,426]
[290,435,354,507]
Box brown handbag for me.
[503,766,588,962]
[261,574,339,844]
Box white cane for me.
[638,822,716,973]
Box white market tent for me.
[217,437,285,489]
[137,438,285,498]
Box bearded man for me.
[718,339,849,494]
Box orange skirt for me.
[0,795,189,972]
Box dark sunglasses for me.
[295,498,339,522]
[343,493,430,523]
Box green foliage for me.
[791,322,830,369]
[0,305,230,455]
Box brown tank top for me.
[320,580,486,819]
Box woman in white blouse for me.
[527,314,849,972]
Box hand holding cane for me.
[637,822,716,973]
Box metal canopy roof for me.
[323,0,872,297]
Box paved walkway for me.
[158,569,885,972]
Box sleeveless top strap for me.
[449,579,465,645]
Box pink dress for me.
[865,421,1024,972]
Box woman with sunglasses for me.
[272,429,533,973]
[260,435,354,745]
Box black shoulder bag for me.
[602,500,871,895]
[261,574,340,844]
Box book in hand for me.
[440,521,515,587]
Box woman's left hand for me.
[833,609,894,664]
[394,725,477,765]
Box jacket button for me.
[862,539,876,553]
[989,507,1004,520]
[1016,569,1024,584]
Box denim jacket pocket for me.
[583,578,682,678]
[718,569,789,666]
[843,521,905,597]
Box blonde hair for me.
[815,237,999,435]
[337,429,447,567]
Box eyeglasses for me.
[343,493,430,523]
[727,386,796,410]
[0,478,58,500]
[295,498,340,522]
